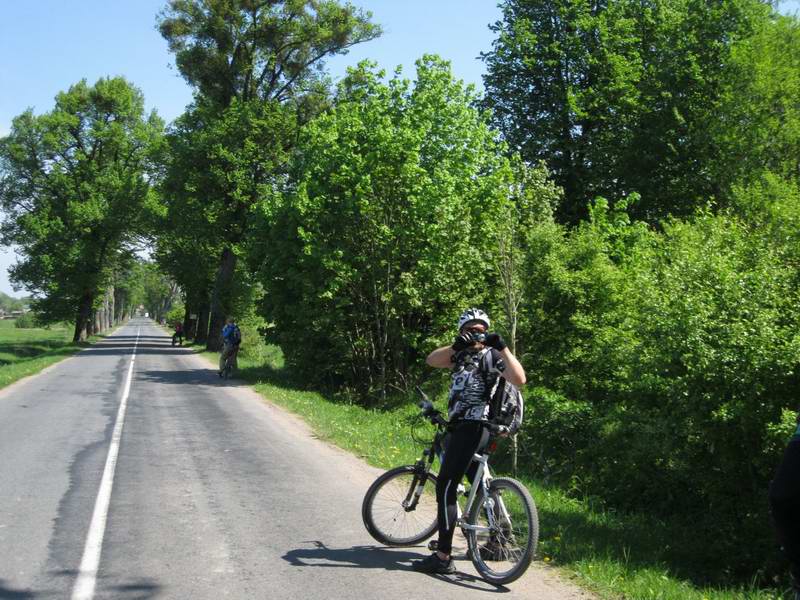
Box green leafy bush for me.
[514,182,800,579]
[164,303,185,327]
[13,313,37,329]
[257,57,519,401]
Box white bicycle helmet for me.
[457,308,490,331]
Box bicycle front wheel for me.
[466,476,538,585]
[362,465,439,546]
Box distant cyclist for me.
[172,321,184,346]
[412,308,526,574]
[218,317,242,377]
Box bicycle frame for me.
[407,425,506,538]
[458,452,499,535]
[224,346,239,367]
[410,392,515,539]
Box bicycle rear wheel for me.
[362,465,438,546]
[222,357,233,379]
[466,477,538,585]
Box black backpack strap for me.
[479,348,505,418]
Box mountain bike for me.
[361,388,538,585]
[219,345,239,379]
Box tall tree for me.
[482,0,774,223]
[482,0,644,222]
[157,0,381,349]
[256,57,518,400]
[0,77,164,341]
[141,262,181,322]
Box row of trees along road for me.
[155,0,380,350]
[3,0,800,585]
[0,78,165,340]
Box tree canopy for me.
[482,0,780,223]
[0,77,164,340]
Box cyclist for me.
[412,308,526,574]
[770,409,800,599]
[173,321,184,346]
[218,316,242,377]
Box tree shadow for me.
[76,344,191,355]
[281,541,509,593]
[236,363,297,389]
[97,335,165,342]
[42,570,161,599]
[0,342,77,364]
[0,579,36,599]
[532,489,769,590]
[104,581,162,600]
[135,367,247,388]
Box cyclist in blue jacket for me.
[218,317,242,376]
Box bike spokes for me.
[362,467,438,546]
[467,478,538,584]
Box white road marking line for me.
[71,326,140,600]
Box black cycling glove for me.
[484,333,507,351]
[451,332,473,352]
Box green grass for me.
[194,344,787,600]
[0,320,103,389]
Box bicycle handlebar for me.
[415,386,508,433]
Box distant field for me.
[0,320,79,389]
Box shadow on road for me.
[42,571,162,600]
[99,336,165,341]
[282,541,509,593]
[0,579,36,599]
[73,333,200,357]
[135,367,246,388]
[105,581,162,600]
[77,345,191,356]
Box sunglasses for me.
[464,326,486,334]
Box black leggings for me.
[435,421,489,555]
[770,439,800,580]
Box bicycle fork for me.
[403,461,432,512]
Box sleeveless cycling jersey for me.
[447,347,506,422]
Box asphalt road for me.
[0,318,592,600]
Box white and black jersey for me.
[447,347,506,422]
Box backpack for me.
[230,325,242,345]
[487,376,524,435]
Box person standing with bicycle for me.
[412,308,526,574]
[218,316,242,377]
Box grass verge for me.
[0,320,109,390]
[196,345,786,600]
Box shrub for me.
[14,313,37,328]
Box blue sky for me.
[0,0,798,297]
[0,0,502,297]
[0,1,501,136]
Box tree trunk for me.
[100,294,108,331]
[114,288,124,323]
[196,305,210,344]
[183,305,192,340]
[109,287,115,327]
[207,246,237,352]
[73,293,94,342]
